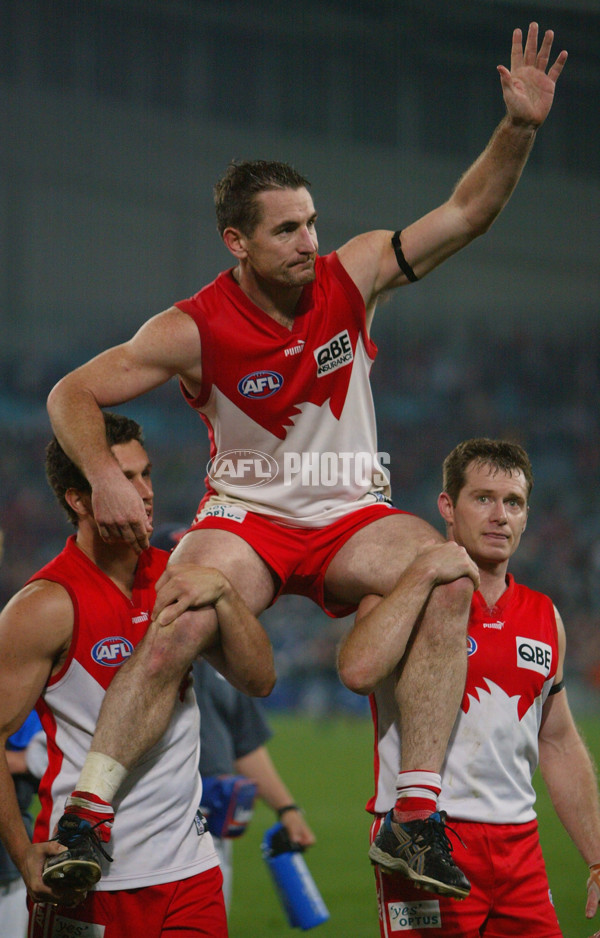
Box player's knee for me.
[142,639,187,684]
[142,614,213,681]
[436,574,473,604]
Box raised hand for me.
[497,23,567,129]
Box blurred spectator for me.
[193,659,315,910]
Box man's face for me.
[111,440,154,532]
[239,187,318,288]
[440,461,529,568]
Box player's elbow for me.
[460,200,499,240]
[469,214,495,238]
[47,372,85,420]
[337,653,375,697]
[246,670,277,698]
[257,676,277,698]
[244,650,277,697]
[46,376,65,418]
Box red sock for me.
[64,790,115,843]
[393,770,442,823]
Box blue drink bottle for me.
[261,823,330,930]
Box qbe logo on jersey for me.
[314,329,354,377]
[92,636,134,667]
[516,636,553,676]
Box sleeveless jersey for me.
[369,575,559,823]
[175,252,391,528]
[30,536,218,890]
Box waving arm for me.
[338,24,568,309]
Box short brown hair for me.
[46,412,144,526]
[214,160,311,237]
[442,438,534,506]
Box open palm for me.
[498,23,568,128]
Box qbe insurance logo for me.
[314,329,354,377]
[516,636,553,676]
[207,450,279,488]
[91,637,134,667]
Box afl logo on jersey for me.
[91,636,134,667]
[467,636,478,656]
[238,371,283,399]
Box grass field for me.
[228,712,600,938]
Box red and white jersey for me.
[175,252,391,529]
[369,575,559,824]
[30,537,218,890]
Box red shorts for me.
[190,502,404,617]
[28,866,227,938]
[370,816,562,938]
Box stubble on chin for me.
[287,260,316,286]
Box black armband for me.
[277,804,301,818]
[548,679,565,695]
[392,230,419,282]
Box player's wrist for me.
[212,571,234,607]
[277,803,301,819]
[87,451,130,485]
[503,112,539,135]
[587,863,600,892]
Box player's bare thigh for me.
[169,527,278,614]
[324,512,443,606]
